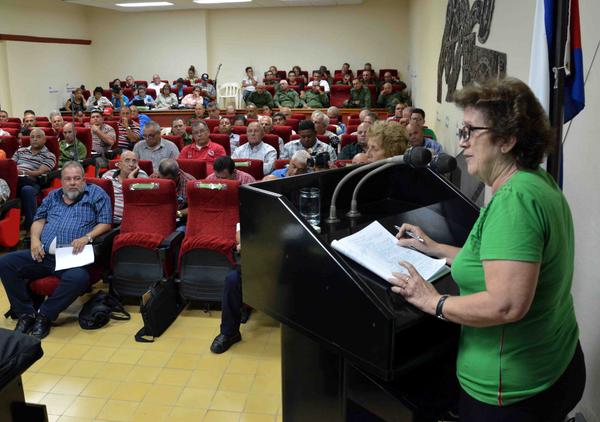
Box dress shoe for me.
[14,313,36,334]
[210,332,241,354]
[30,313,51,339]
[240,306,252,324]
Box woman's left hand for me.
[388,261,441,315]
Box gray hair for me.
[158,158,180,178]
[61,160,85,176]
[191,120,209,131]
[311,110,329,126]
[291,150,311,165]
[143,120,161,134]
[327,106,340,117]
[49,110,62,121]
[30,127,45,137]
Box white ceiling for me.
[64,0,363,12]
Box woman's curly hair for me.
[367,120,409,158]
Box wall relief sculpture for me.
[437,0,507,103]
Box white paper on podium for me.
[55,245,95,271]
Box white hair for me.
[311,110,329,126]
[291,150,311,165]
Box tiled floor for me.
[0,285,283,422]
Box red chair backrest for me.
[75,127,93,157]
[146,88,157,99]
[104,120,120,140]
[346,125,358,134]
[238,134,279,157]
[378,69,399,79]
[177,159,206,180]
[1,128,18,136]
[204,119,220,133]
[291,114,305,121]
[162,135,183,151]
[340,135,357,150]
[33,121,51,128]
[82,90,91,100]
[285,118,299,132]
[289,134,330,144]
[233,158,264,180]
[0,122,20,128]
[108,159,153,176]
[329,118,339,125]
[366,84,378,104]
[121,178,176,236]
[276,70,287,80]
[0,136,19,159]
[86,177,115,210]
[185,179,240,240]
[272,126,292,143]
[208,133,232,156]
[183,87,194,96]
[39,127,56,136]
[264,86,275,96]
[349,113,360,119]
[103,89,113,100]
[135,80,148,87]
[274,159,289,170]
[326,125,337,133]
[330,85,351,107]
[35,116,50,122]
[20,136,60,169]
[6,118,21,123]
[123,88,135,101]
[0,159,18,199]
[231,126,247,135]
[348,118,361,126]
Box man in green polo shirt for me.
[411,108,437,140]
[344,78,371,108]
[303,84,329,108]
[59,123,87,167]
[246,84,274,108]
[274,81,302,108]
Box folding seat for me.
[326,124,337,133]
[348,118,361,126]
[346,125,358,134]
[276,70,287,80]
[366,84,378,104]
[108,159,153,176]
[146,88,157,99]
[349,113,360,119]
[231,126,247,135]
[332,75,345,83]
[102,89,113,100]
[62,116,74,122]
[329,118,339,125]
[39,127,56,136]
[34,121,52,128]
[183,87,194,96]
[135,80,148,87]
[0,136,19,158]
[285,118,300,132]
[233,159,264,180]
[1,128,18,136]
[392,83,407,92]
[208,133,232,155]
[178,179,240,302]
[274,159,289,170]
[223,114,236,121]
[123,88,135,101]
[272,125,292,143]
[0,122,20,129]
[35,117,50,122]
[177,159,207,179]
[264,86,275,96]
[378,69,399,79]
[238,134,279,157]
[291,113,305,121]
[330,85,351,108]
[160,79,169,84]
[341,134,357,150]
[162,135,184,151]
[28,178,117,297]
[205,119,220,133]
[110,179,182,298]
[6,118,21,123]
[82,90,91,100]
[0,159,21,248]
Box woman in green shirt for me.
[389,77,585,421]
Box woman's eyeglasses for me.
[457,124,491,141]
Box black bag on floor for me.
[79,291,130,330]
[135,280,183,343]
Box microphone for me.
[428,153,457,174]
[325,147,431,223]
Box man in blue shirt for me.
[406,123,443,155]
[0,161,112,339]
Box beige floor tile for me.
[26,373,62,393]
[63,396,107,419]
[54,344,91,360]
[169,406,207,421]
[142,384,183,406]
[155,368,193,387]
[210,390,248,413]
[196,353,232,372]
[250,376,281,395]
[93,333,129,347]
[66,360,106,378]
[218,373,255,393]
[110,381,152,402]
[95,363,134,381]
[80,379,119,399]
[256,360,281,377]
[40,341,66,358]
[226,357,260,375]
[50,376,91,395]
[57,416,94,422]
[136,350,173,367]
[125,365,162,383]
[239,413,277,422]
[243,393,281,415]
[165,352,201,370]
[130,403,172,422]
[187,369,223,390]
[24,389,47,403]
[97,399,139,421]
[69,332,99,346]
[203,410,240,422]
[40,393,77,415]
[108,348,144,365]
[176,387,215,409]
[80,346,117,362]
[38,358,78,376]
[176,337,211,354]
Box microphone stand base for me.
[325,217,341,224]
[346,210,361,218]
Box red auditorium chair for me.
[291,113,305,121]
[123,88,135,101]
[326,125,337,133]
[348,118,361,126]
[378,69,399,79]
[334,160,354,167]
[0,159,21,248]
[109,179,183,298]
[285,118,300,132]
[238,134,279,157]
[6,118,21,123]
[0,122,20,129]
[102,89,113,100]
[329,118,339,125]
[299,70,309,81]
[33,121,52,128]
[288,85,302,94]
[340,134,357,150]
[178,179,240,302]
[208,134,232,156]
[162,135,184,151]
[274,159,289,170]
[0,136,19,158]
[204,119,220,133]
[264,86,275,96]
[177,159,206,179]
[289,134,330,144]
[182,87,194,96]
[346,125,358,134]
[231,126,247,135]
[108,159,153,176]
[366,84,378,104]
[28,178,118,297]
[272,126,292,143]
[146,89,157,99]
[1,128,18,136]
[38,127,57,136]
[82,90,91,100]
[330,85,351,107]
[276,70,287,80]
[35,117,50,122]
[135,80,148,87]
[349,113,360,119]
[233,159,264,180]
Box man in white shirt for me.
[147,74,166,93]
[306,71,330,93]
[231,122,276,175]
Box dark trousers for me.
[220,268,242,336]
[17,177,40,231]
[0,250,90,321]
[459,341,586,422]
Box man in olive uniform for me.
[274,81,302,108]
[344,79,371,108]
[246,84,274,108]
[376,83,404,113]
[303,84,329,108]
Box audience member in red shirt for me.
[178,120,226,173]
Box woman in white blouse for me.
[181,86,204,108]
[155,84,179,110]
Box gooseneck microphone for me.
[325,147,431,224]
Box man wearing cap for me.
[198,73,216,104]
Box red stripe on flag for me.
[570,0,582,49]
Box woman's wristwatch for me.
[436,295,450,321]
[86,235,94,244]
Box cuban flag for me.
[528,0,585,123]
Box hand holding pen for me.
[395,223,435,255]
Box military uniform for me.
[303,91,329,108]
[274,89,302,108]
[246,91,274,108]
[346,87,371,108]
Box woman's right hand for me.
[395,223,438,256]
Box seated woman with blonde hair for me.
[365,120,409,162]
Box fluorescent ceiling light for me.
[115,2,174,7]
[193,0,252,4]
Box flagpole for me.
[547,0,570,184]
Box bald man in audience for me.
[352,152,369,164]
[102,150,148,223]
[49,111,65,138]
[274,80,302,108]
[377,82,404,113]
[258,115,285,153]
[245,103,259,120]
[133,121,179,172]
[151,159,195,228]
[147,74,166,93]
[59,123,87,167]
[265,150,311,180]
[231,122,277,175]
[327,106,346,135]
[179,120,226,173]
[311,111,339,150]
[246,84,274,109]
[406,123,443,155]
[339,122,369,160]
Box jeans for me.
[220,268,242,336]
[0,250,90,321]
[17,176,41,231]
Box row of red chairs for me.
[268,68,398,80]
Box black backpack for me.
[79,291,130,330]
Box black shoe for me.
[30,313,51,339]
[14,314,36,334]
[240,306,252,324]
[210,332,241,354]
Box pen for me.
[394,225,425,243]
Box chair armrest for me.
[0,198,20,219]
[92,227,120,255]
[105,150,119,160]
[158,230,184,269]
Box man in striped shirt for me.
[102,150,148,222]
[116,106,140,151]
[12,128,56,232]
[231,122,276,175]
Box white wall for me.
[206,0,410,89]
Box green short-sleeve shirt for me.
[451,168,579,406]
